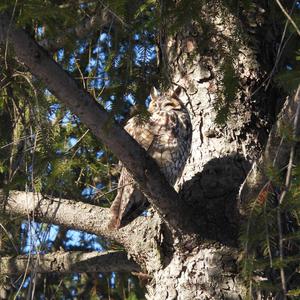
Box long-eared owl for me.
[109,87,192,229]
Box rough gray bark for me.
[0,3,293,300]
[142,3,280,299]
[2,189,165,274]
[0,251,140,275]
[2,190,246,298]
[2,190,115,239]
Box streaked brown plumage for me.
[109,87,192,229]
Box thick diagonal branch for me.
[0,250,140,275]
[0,13,189,232]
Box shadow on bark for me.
[180,154,251,247]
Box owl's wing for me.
[108,110,182,229]
[108,117,154,229]
[146,110,180,174]
[108,168,149,229]
[124,117,156,150]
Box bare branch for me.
[0,250,140,275]
[0,75,11,90]
[2,189,165,269]
[0,12,190,233]
[2,189,123,241]
[275,0,300,37]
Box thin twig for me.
[275,0,300,36]
[0,223,18,254]
[93,181,134,201]
[263,199,273,268]
[4,0,18,70]
[249,0,296,95]
[75,58,86,89]
[0,134,34,150]
[65,129,90,153]
[74,76,108,80]
[265,0,297,90]
[98,0,128,28]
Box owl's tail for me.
[108,163,153,229]
[108,167,134,229]
[108,183,125,230]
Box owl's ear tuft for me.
[150,87,160,101]
[171,86,182,100]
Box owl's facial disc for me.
[148,98,158,113]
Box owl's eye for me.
[164,102,174,108]
[164,100,182,110]
[148,100,158,112]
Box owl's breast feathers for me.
[108,88,192,229]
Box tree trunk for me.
[136,3,280,299]
[0,2,289,299]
